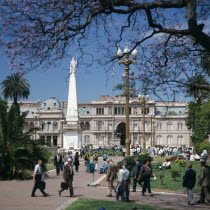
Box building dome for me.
[40,97,61,110]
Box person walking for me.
[93,151,99,171]
[132,157,143,192]
[58,158,75,197]
[60,153,65,174]
[138,159,156,196]
[31,160,48,197]
[54,149,62,176]
[197,161,210,204]
[83,151,90,166]
[182,163,196,205]
[123,160,130,202]
[116,165,125,201]
[106,159,117,197]
[73,152,80,172]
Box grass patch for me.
[150,161,202,193]
[67,198,173,210]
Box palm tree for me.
[1,73,30,104]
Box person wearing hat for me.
[197,161,210,204]
[58,158,75,197]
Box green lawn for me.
[99,161,203,193]
[150,161,202,193]
[66,198,174,210]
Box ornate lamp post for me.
[59,119,65,148]
[138,94,149,153]
[117,46,138,157]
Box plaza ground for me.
[0,156,209,210]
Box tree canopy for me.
[1,73,30,104]
[0,0,210,98]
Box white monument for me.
[63,57,81,149]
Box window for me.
[108,124,113,131]
[177,136,183,145]
[84,135,90,144]
[53,136,57,146]
[80,122,85,130]
[167,135,173,145]
[41,122,45,130]
[167,122,173,130]
[122,107,125,115]
[85,122,90,130]
[40,135,45,140]
[44,103,46,106]
[47,136,51,145]
[156,122,162,130]
[145,122,149,131]
[47,122,51,131]
[118,107,121,115]
[156,135,162,145]
[134,123,138,131]
[145,107,149,115]
[53,122,58,131]
[54,103,57,106]
[87,111,90,114]
[98,135,103,145]
[114,107,117,115]
[178,122,183,130]
[98,121,103,130]
[96,108,104,115]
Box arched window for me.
[167,135,173,145]
[47,122,51,131]
[85,122,90,130]
[41,121,45,131]
[53,122,58,131]
[167,122,173,131]
[98,135,103,145]
[80,122,85,130]
[30,122,34,129]
[177,122,183,130]
[177,135,183,145]
[156,135,162,145]
[156,122,162,130]
[98,121,103,130]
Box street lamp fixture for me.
[138,94,149,153]
[117,46,137,157]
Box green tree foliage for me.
[1,73,30,104]
[0,99,50,179]
[194,142,210,155]
[186,99,210,143]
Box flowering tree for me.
[0,0,209,97]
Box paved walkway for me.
[0,156,209,210]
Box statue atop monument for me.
[70,57,77,75]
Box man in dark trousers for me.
[31,160,48,197]
[58,158,75,197]
[182,163,196,205]
[54,149,62,176]
[197,161,210,204]
[132,157,142,192]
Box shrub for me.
[170,169,181,181]
[175,159,186,170]
[117,154,153,172]
[194,142,210,155]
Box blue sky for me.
[0,50,126,103]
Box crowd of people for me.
[31,147,210,206]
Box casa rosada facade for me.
[9,95,193,148]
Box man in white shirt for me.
[31,160,48,197]
[123,161,130,202]
[116,165,125,201]
[162,159,171,169]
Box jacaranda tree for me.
[0,0,209,98]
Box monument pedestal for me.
[63,124,81,150]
